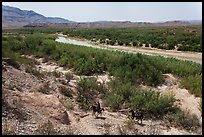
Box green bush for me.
[76,77,99,110]
[52,70,61,78]
[128,89,178,119]
[164,110,200,131]
[180,75,202,97]
[105,93,123,111]
[104,78,178,117]
[3,57,20,69]
[65,72,73,82]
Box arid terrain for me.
[2,55,202,135]
[2,3,202,135]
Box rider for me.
[96,101,101,111]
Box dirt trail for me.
[66,109,198,135]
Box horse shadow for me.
[95,116,106,120]
[137,122,145,127]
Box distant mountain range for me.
[184,20,202,25]
[2,5,202,29]
[2,5,73,28]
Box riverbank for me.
[55,34,202,64]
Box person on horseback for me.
[96,101,101,111]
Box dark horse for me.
[91,102,104,117]
[129,109,143,124]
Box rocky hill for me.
[2,5,73,29]
[23,21,193,29]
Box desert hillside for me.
[2,55,202,135]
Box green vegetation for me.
[2,29,202,96]
[61,26,202,52]
[65,72,73,82]
[52,70,61,78]
[5,25,202,52]
[104,78,178,118]
[2,29,202,131]
[2,31,201,97]
[180,75,202,97]
[76,77,107,110]
[164,110,200,131]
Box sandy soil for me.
[104,45,202,64]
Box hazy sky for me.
[2,2,202,22]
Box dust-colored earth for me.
[103,45,202,64]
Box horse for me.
[91,104,105,117]
[129,109,143,124]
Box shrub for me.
[76,77,100,110]
[3,58,20,70]
[38,82,51,94]
[65,72,73,82]
[25,65,44,79]
[164,109,200,131]
[35,120,59,135]
[52,70,61,78]
[59,85,73,98]
[58,57,69,67]
[128,89,178,119]
[59,97,75,110]
[180,75,202,97]
[105,93,123,111]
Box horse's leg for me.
[136,118,139,123]
[92,112,95,117]
[94,112,98,117]
[99,111,102,116]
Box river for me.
[55,35,202,64]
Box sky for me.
[2,2,202,22]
